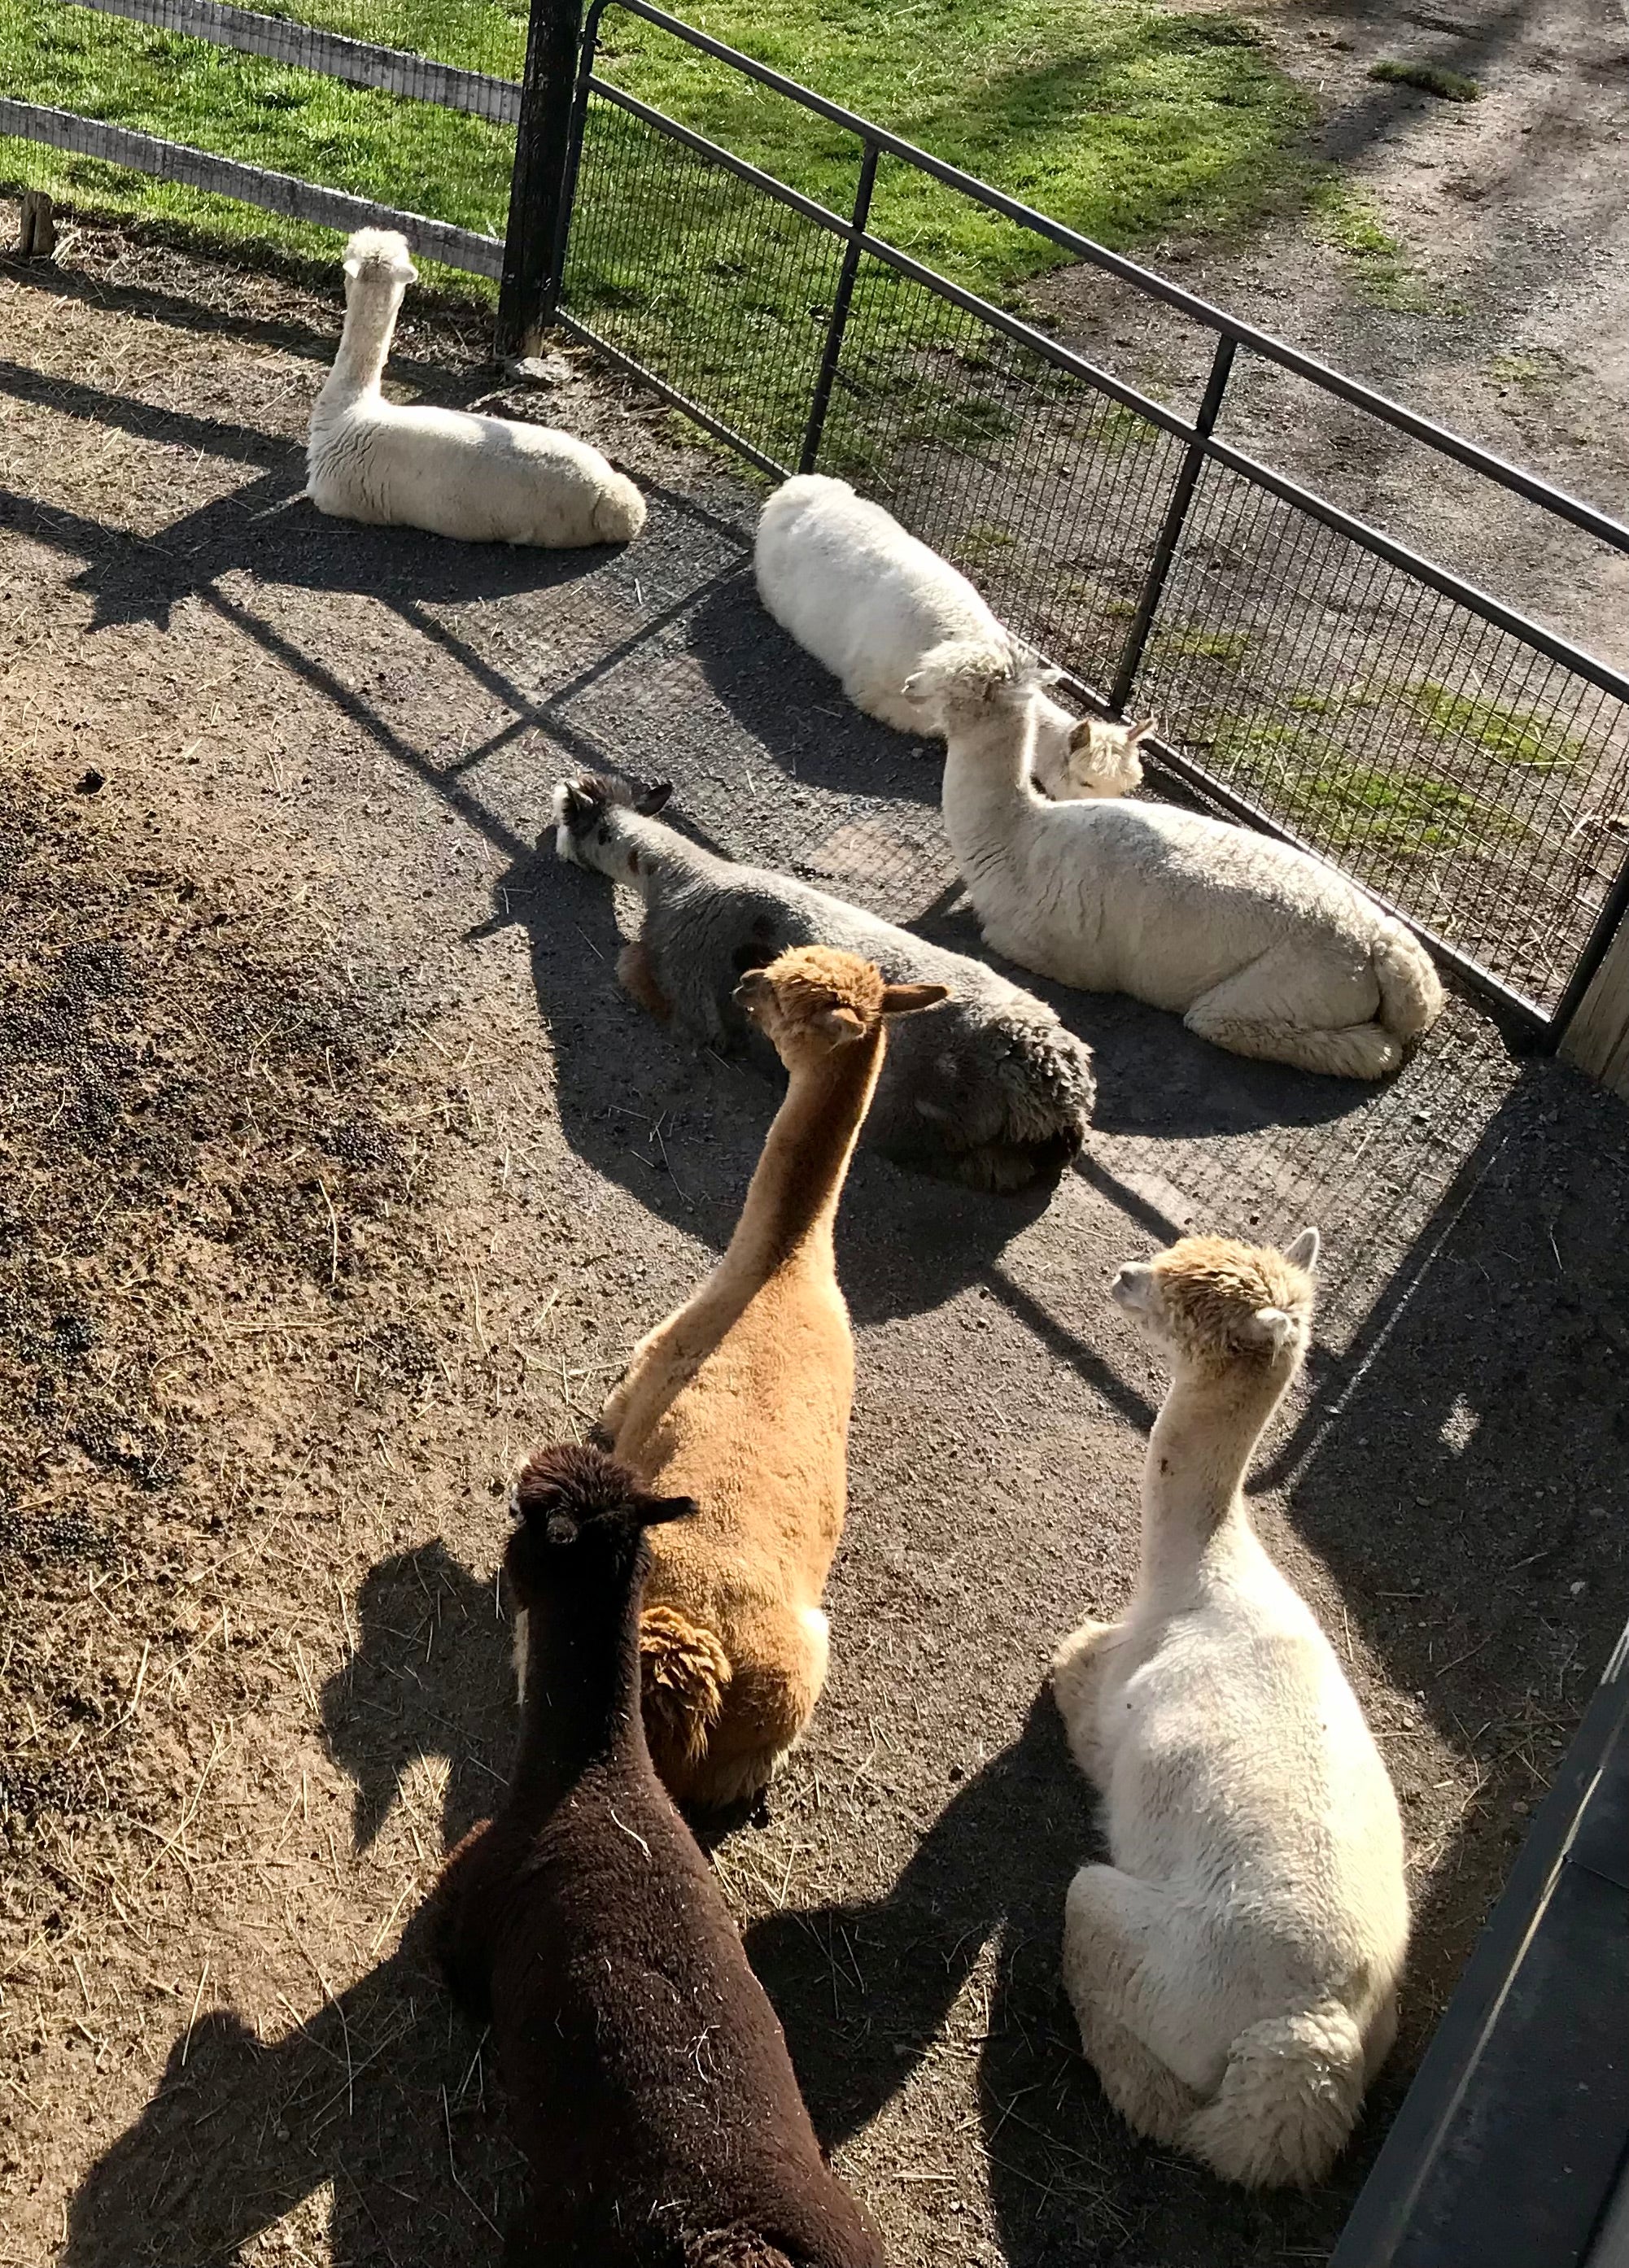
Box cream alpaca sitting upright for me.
[597,946,947,1809]
[307,230,645,546]
[1051,1230,1408,2190]
[755,475,1149,800]
[912,639,1444,1079]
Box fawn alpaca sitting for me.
[755,474,1149,799]
[1050,1231,1408,2189]
[596,947,946,1808]
[307,229,645,546]
[435,1446,884,2267]
[914,639,1443,1079]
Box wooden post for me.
[1559,906,1629,1100]
[496,0,585,363]
[18,189,56,260]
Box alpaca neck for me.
[723,1027,885,1281]
[1138,1362,1295,1600]
[941,704,1041,869]
[622,813,728,901]
[317,273,404,417]
[509,1573,646,1816]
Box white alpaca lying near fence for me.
[914,639,1443,1079]
[1051,1229,1408,2189]
[755,474,1149,800]
[307,230,646,547]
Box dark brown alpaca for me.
[432,1445,886,2268]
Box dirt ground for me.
[2,217,1627,2268]
[1039,0,1629,670]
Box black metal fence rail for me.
[545,0,1629,1033]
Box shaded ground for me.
[2,220,1627,2268]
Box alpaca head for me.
[506,1444,696,1609]
[551,772,673,879]
[898,634,1038,724]
[1057,712,1155,800]
[732,946,948,1066]
[342,227,417,298]
[1112,1228,1320,1379]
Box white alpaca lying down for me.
[754,474,1149,800]
[915,638,1444,1079]
[1051,1230,1408,2190]
[307,230,645,547]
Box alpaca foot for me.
[1051,1617,1121,1782]
[618,939,672,1022]
[1184,1006,1402,1081]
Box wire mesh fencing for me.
[552,0,1629,1030]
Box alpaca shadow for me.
[685,570,938,803]
[59,1907,515,2268]
[745,1689,1314,2263]
[488,840,1059,1326]
[0,356,631,630]
[61,1541,531,2266]
[912,893,1400,1148]
[748,1699,1404,2266]
[318,1538,517,1856]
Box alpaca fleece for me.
[307,229,645,547]
[553,772,1094,1192]
[595,948,946,1807]
[916,638,1444,1079]
[434,1445,884,2266]
[1050,1232,1408,2189]
[755,474,1147,799]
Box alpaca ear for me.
[552,778,596,827]
[899,669,932,705]
[634,779,672,817]
[639,1493,698,1528]
[1111,1261,1155,1312]
[1123,716,1157,746]
[1068,717,1097,751]
[1285,1226,1321,1273]
[813,1005,867,1042]
[880,981,950,1018]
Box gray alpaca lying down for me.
[552,773,1096,1193]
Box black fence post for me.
[1108,333,1236,714]
[496,0,587,360]
[798,140,878,476]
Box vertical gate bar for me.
[497,0,587,360]
[1550,838,1629,1045]
[799,139,879,476]
[1108,332,1236,714]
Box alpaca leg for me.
[689,1606,829,1809]
[1184,949,1400,1081]
[617,939,672,1022]
[1050,1618,1123,1785]
[1062,1864,1204,2148]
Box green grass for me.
[1307,176,1432,312]
[1405,681,1583,771]
[1212,719,1524,852]
[1367,58,1482,102]
[2,0,1315,312]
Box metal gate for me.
[534,0,1629,1036]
